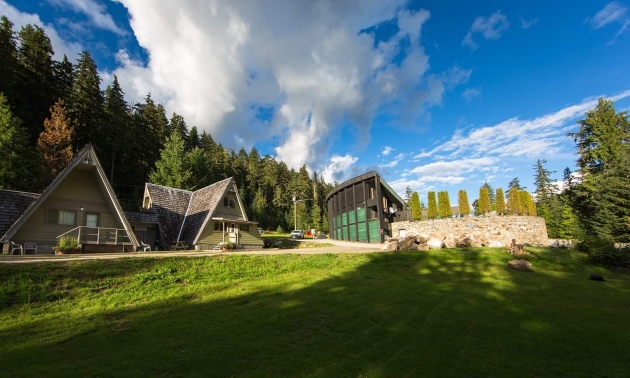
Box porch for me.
[58,226,136,253]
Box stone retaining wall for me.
[391,216,549,248]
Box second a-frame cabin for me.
[140,178,263,250]
[0,144,139,253]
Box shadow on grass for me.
[1,251,629,377]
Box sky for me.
[3,0,630,203]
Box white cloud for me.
[0,0,82,59]
[381,145,395,156]
[49,0,126,35]
[521,18,538,29]
[108,1,469,171]
[417,89,630,161]
[321,154,359,184]
[410,157,496,177]
[587,1,628,29]
[462,87,482,102]
[462,11,509,51]
[378,152,405,168]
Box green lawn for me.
[1,248,629,377]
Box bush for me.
[577,236,630,266]
[52,236,79,252]
[276,225,285,233]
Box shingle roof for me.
[146,178,241,246]
[145,184,192,244]
[124,210,158,224]
[179,178,232,245]
[0,190,40,240]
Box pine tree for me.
[495,188,506,215]
[457,190,470,216]
[188,125,199,150]
[148,131,192,189]
[507,187,522,215]
[410,192,422,220]
[70,50,105,149]
[170,112,189,147]
[0,93,34,190]
[14,24,56,143]
[38,98,74,184]
[103,75,130,183]
[404,186,413,205]
[478,187,491,214]
[438,191,452,218]
[427,191,438,219]
[53,54,74,103]
[508,177,523,191]
[482,182,495,209]
[0,16,18,105]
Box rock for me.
[398,236,418,251]
[487,240,503,248]
[426,237,444,249]
[589,274,605,281]
[508,259,532,271]
[456,237,475,247]
[416,244,430,251]
[415,236,427,244]
[383,241,398,252]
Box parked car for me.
[289,230,304,239]
[258,227,263,235]
[315,233,328,239]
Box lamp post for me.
[292,196,312,231]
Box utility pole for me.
[292,196,312,230]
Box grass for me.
[0,248,629,377]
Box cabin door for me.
[229,223,238,243]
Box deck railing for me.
[57,226,133,245]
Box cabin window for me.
[47,209,76,226]
[223,197,236,209]
[214,222,224,231]
[86,213,98,227]
[239,224,250,232]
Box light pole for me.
[292,196,312,231]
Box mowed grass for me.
[1,248,629,377]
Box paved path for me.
[0,239,383,264]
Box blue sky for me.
[2,0,629,203]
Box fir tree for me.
[457,190,470,216]
[427,191,438,219]
[0,16,18,105]
[70,50,104,149]
[404,186,413,205]
[14,24,56,143]
[103,75,130,183]
[409,192,422,220]
[38,98,74,184]
[170,112,189,147]
[507,187,522,215]
[495,188,506,215]
[148,131,192,189]
[53,54,74,102]
[482,182,495,209]
[478,187,491,214]
[188,125,200,150]
[0,93,34,190]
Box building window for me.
[214,222,224,231]
[239,224,249,232]
[223,197,236,209]
[86,213,98,227]
[47,209,76,226]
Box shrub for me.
[276,225,285,233]
[52,236,79,252]
[577,236,630,267]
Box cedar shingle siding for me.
[0,190,39,238]
[145,184,192,245]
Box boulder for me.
[415,235,427,245]
[382,241,398,252]
[398,236,418,251]
[508,259,532,271]
[456,237,475,247]
[487,240,503,248]
[426,237,444,249]
[416,244,430,251]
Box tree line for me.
[0,16,334,233]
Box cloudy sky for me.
[3,0,630,202]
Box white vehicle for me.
[289,230,304,239]
[258,227,263,235]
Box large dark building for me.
[326,171,408,243]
